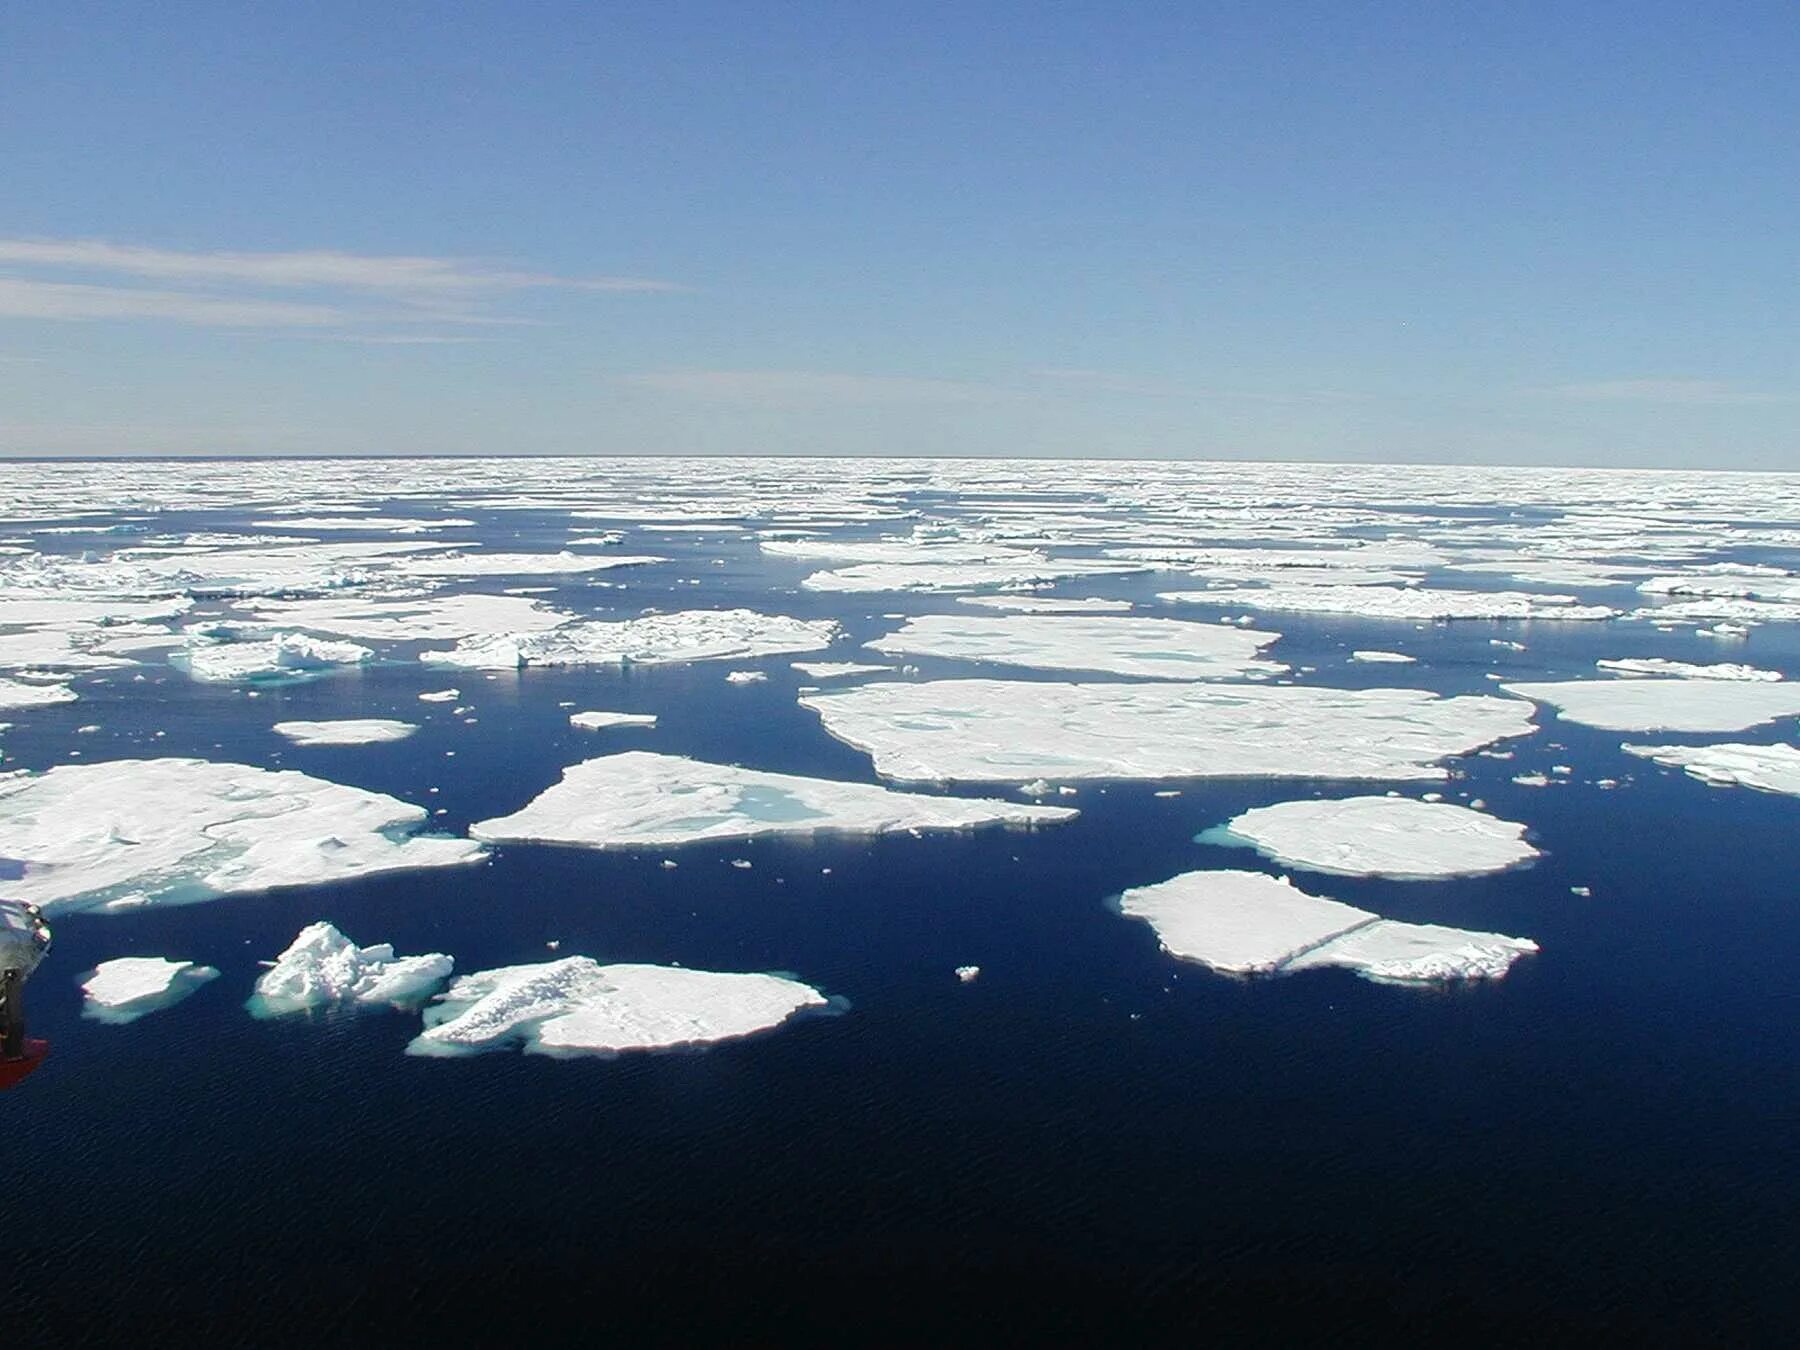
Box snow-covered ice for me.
[249,921,453,1015]
[1502,679,1800,732]
[1161,585,1616,622]
[272,719,419,745]
[420,609,838,670]
[0,758,485,913]
[801,679,1537,783]
[1206,796,1538,878]
[1621,742,1800,797]
[173,630,372,683]
[80,957,219,1023]
[0,677,76,709]
[864,614,1286,680]
[1595,658,1781,682]
[569,710,658,731]
[1351,650,1416,664]
[790,661,894,678]
[470,750,1076,849]
[409,958,829,1056]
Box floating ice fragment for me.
[955,965,980,983]
[725,670,767,684]
[1206,796,1537,878]
[421,609,837,670]
[248,921,452,1015]
[271,719,419,746]
[173,630,371,683]
[1621,742,1800,796]
[0,677,76,709]
[1161,585,1617,622]
[1596,658,1780,682]
[80,957,219,1023]
[419,688,459,701]
[569,710,658,731]
[865,614,1286,680]
[790,661,894,678]
[1502,679,1800,732]
[1350,650,1415,664]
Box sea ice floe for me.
[1205,796,1538,878]
[955,595,1134,614]
[791,661,894,678]
[1115,869,1537,982]
[249,921,453,1015]
[470,750,1076,849]
[1595,658,1781,682]
[173,630,372,682]
[271,719,419,746]
[863,614,1286,680]
[801,679,1536,783]
[800,559,1147,594]
[420,609,838,669]
[80,957,219,1023]
[389,550,662,578]
[1621,742,1800,797]
[408,958,829,1056]
[1502,679,1800,732]
[725,670,767,684]
[0,677,76,709]
[1160,585,1616,622]
[1351,650,1416,664]
[0,758,485,913]
[418,688,459,702]
[238,593,573,642]
[569,710,658,730]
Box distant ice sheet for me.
[470,750,1076,849]
[1595,657,1781,682]
[0,758,485,913]
[864,613,1286,680]
[1503,679,1800,732]
[80,957,219,1023]
[421,609,838,669]
[802,679,1536,783]
[272,719,419,745]
[1622,742,1800,796]
[1208,796,1538,878]
[250,921,453,1015]
[409,958,828,1056]
[1161,585,1616,622]
[1116,869,1537,983]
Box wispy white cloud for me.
[1544,378,1788,406]
[0,276,345,327]
[1028,368,1371,405]
[620,369,1003,406]
[0,238,676,295]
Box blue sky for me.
[1,1,1795,465]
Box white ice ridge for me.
[1208,796,1538,878]
[1116,870,1537,983]
[1159,585,1617,622]
[173,630,372,682]
[800,679,1536,783]
[1502,679,1800,732]
[271,719,419,745]
[1622,742,1800,797]
[1595,657,1781,682]
[863,614,1286,680]
[420,609,839,669]
[790,661,893,678]
[80,957,219,1023]
[0,758,485,914]
[470,750,1077,849]
[569,710,658,730]
[0,677,76,709]
[250,921,453,1014]
[1350,650,1416,664]
[409,958,828,1056]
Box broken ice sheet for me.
[1202,796,1538,879]
[272,719,419,745]
[79,957,220,1024]
[864,613,1286,680]
[1622,742,1800,797]
[248,921,453,1016]
[1502,679,1800,732]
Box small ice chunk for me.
[790,661,894,678]
[249,921,453,1015]
[955,965,980,983]
[80,957,219,1023]
[1161,585,1616,622]
[418,689,460,702]
[173,630,372,683]
[1282,920,1539,984]
[569,710,658,731]
[1622,742,1800,797]
[0,676,78,709]
[1596,658,1780,682]
[271,719,418,746]
[1208,796,1537,878]
[1118,870,1374,974]
[1350,650,1416,664]
[725,670,768,684]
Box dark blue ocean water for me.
[3,495,1799,1343]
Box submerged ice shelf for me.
[471,750,1077,849]
[410,958,829,1056]
[1207,796,1538,879]
[1116,869,1538,983]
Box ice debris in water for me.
[0,677,76,709]
[409,958,829,1056]
[1621,743,1800,797]
[0,758,485,913]
[1350,650,1415,664]
[173,630,372,683]
[725,669,768,684]
[1159,585,1617,622]
[956,965,980,983]
[80,957,219,1023]
[864,613,1286,680]
[1204,796,1538,879]
[790,661,893,677]
[569,710,658,731]
[420,609,838,669]
[1115,870,1538,984]
[249,921,453,1015]
[271,719,419,745]
[470,750,1076,849]
[1502,679,1800,732]
[801,679,1536,784]
[1595,658,1781,682]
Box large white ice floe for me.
[1205,796,1538,878]
[271,719,419,745]
[1115,869,1537,983]
[0,677,76,710]
[1502,679,1800,732]
[236,593,574,641]
[79,957,219,1023]
[790,661,893,678]
[1595,657,1781,682]
[409,957,829,1056]
[955,595,1134,614]
[800,558,1147,594]
[249,921,453,1015]
[173,630,372,682]
[800,680,1536,783]
[1160,584,1617,622]
[388,550,662,578]
[0,758,485,914]
[420,609,838,669]
[470,750,1076,849]
[569,710,658,731]
[1621,742,1800,796]
[863,614,1286,680]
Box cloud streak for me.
[1545,379,1788,406]
[620,369,1003,406]
[0,276,345,327]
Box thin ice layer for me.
[0,758,485,913]
[1503,679,1800,732]
[409,957,828,1056]
[1211,796,1538,878]
[864,613,1285,680]
[250,921,453,1014]
[801,679,1536,783]
[1622,742,1800,796]
[470,750,1076,849]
